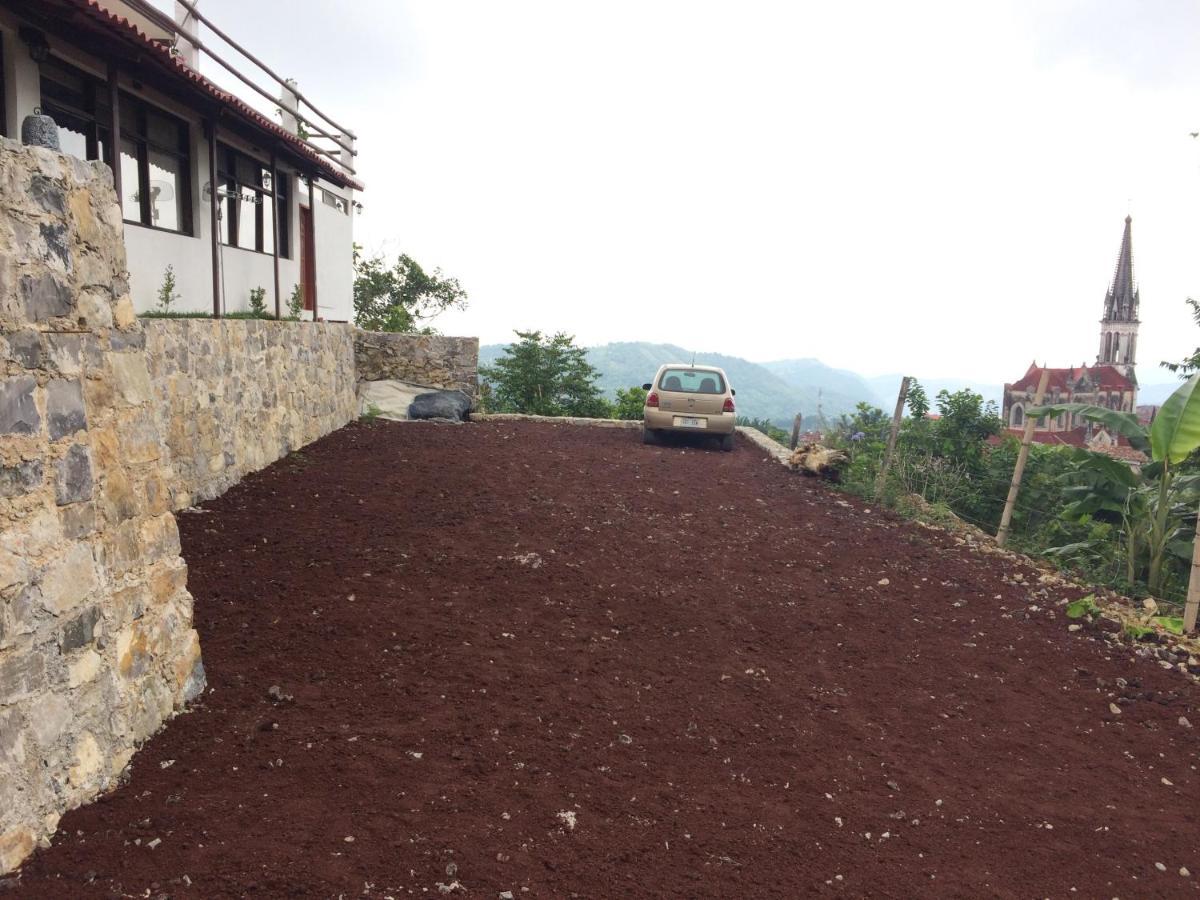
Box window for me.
[321,188,348,214]
[119,94,191,233]
[1011,405,1023,427]
[657,369,726,394]
[219,145,289,256]
[40,57,111,162]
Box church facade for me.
[1001,216,1141,450]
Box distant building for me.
[1001,217,1142,458]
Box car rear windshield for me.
[658,369,726,394]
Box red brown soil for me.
[11,420,1200,898]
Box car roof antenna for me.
[691,351,695,366]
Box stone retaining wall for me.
[144,319,358,508]
[354,331,479,400]
[0,139,203,873]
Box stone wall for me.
[353,331,479,400]
[0,139,203,873]
[144,319,357,509]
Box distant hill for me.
[478,342,878,427]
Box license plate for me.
[674,416,706,428]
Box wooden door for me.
[299,206,315,312]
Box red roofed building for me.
[0,0,361,320]
[1001,217,1141,442]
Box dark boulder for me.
[408,390,472,422]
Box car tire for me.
[642,426,659,446]
[720,432,736,452]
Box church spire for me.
[1104,215,1137,323]
[1097,215,1140,384]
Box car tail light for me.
[646,392,659,408]
[723,396,735,413]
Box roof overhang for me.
[3,0,362,191]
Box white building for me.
[0,0,361,321]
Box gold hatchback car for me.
[641,364,737,451]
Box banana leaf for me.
[1025,403,1149,454]
[1150,372,1200,464]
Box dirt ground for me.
[11,420,1200,898]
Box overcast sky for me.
[161,0,1200,383]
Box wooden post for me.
[208,117,221,318]
[790,413,803,451]
[307,175,318,321]
[875,377,910,499]
[107,64,122,212]
[996,368,1050,548]
[1184,507,1200,633]
[270,152,281,320]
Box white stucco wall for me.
[305,178,356,323]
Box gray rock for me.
[21,113,60,151]
[59,605,101,652]
[0,376,39,434]
[29,174,66,215]
[21,273,71,320]
[47,379,86,439]
[7,330,42,369]
[55,444,92,505]
[408,390,471,422]
[0,459,43,499]
[40,222,71,271]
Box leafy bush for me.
[156,265,180,312]
[614,386,648,420]
[481,330,613,418]
[248,286,268,318]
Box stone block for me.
[0,376,39,434]
[0,458,43,499]
[0,708,26,767]
[6,330,42,368]
[55,443,92,505]
[46,379,87,439]
[115,622,150,679]
[30,173,66,214]
[0,548,30,595]
[68,731,103,788]
[60,501,96,539]
[20,273,71,320]
[0,826,34,875]
[40,221,72,271]
[109,352,152,405]
[59,604,101,652]
[0,649,47,704]
[67,648,102,687]
[39,543,97,616]
[28,693,71,748]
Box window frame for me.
[218,144,290,258]
[119,92,193,235]
[39,55,111,164]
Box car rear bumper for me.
[643,409,736,435]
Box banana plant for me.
[1028,372,1200,598]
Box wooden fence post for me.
[875,377,910,499]
[996,368,1050,548]
[790,413,803,451]
[1184,507,1200,633]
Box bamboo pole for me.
[996,369,1050,548]
[875,377,910,499]
[1184,505,1200,633]
[790,413,803,451]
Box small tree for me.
[353,245,468,333]
[613,386,648,420]
[157,265,180,313]
[482,330,612,418]
[248,286,267,318]
[287,284,304,320]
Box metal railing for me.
[113,0,357,180]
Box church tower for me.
[1096,215,1140,382]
